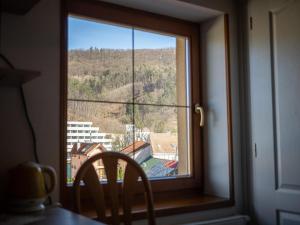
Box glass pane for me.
[134,29,190,106]
[133,105,191,178]
[66,101,133,183]
[67,16,193,183]
[68,16,133,103]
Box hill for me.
[68,48,178,136]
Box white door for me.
[248,0,300,224]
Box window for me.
[61,0,236,216]
[62,0,201,199]
[66,16,195,182]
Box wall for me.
[151,0,245,222]
[201,15,230,199]
[0,0,245,223]
[0,0,60,202]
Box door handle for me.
[195,104,204,127]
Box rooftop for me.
[121,141,150,155]
[141,157,178,177]
[150,133,177,154]
[71,143,106,155]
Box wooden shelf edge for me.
[0,68,41,86]
[2,0,40,15]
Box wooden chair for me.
[73,151,156,225]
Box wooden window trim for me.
[62,0,201,196]
[60,0,234,216]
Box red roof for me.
[121,141,150,155]
[164,160,178,168]
[71,143,106,155]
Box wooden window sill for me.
[78,189,234,220]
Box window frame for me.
[60,0,205,207]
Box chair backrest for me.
[73,151,156,225]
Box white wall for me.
[0,0,245,223]
[151,0,245,222]
[201,16,230,199]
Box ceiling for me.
[99,0,222,22]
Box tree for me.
[154,121,165,133]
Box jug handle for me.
[41,165,56,194]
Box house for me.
[120,140,152,164]
[150,133,178,161]
[70,143,106,180]
[1,0,300,224]
[120,140,178,177]
[125,124,151,143]
[141,157,178,178]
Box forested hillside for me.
[68,48,179,135]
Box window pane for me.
[67,16,193,183]
[67,101,134,183]
[134,29,190,106]
[68,17,133,103]
[133,105,191,178]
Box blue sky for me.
[68,17,176,50]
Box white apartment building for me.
[125,124,150,143]
[66,121,113,158]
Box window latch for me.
[194,104,204,127]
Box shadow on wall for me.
[0,87,35,208]
[0,0,60,203]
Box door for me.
[248,0,300,224]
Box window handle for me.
[195,104,204,127]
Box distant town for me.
[66,121,179,182]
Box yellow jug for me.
[7,161,56,212]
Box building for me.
[150,133,178,161]
[121,140,178,177]
[70,143,106,180]
[141,158,178,178]
[121,140,152,164]
[66,121,113,160]
[69,139,178,181]
[125,124,151,143]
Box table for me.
[0,207,106,225]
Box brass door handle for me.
[195,104,204,127]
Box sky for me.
[68,17,176,50]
